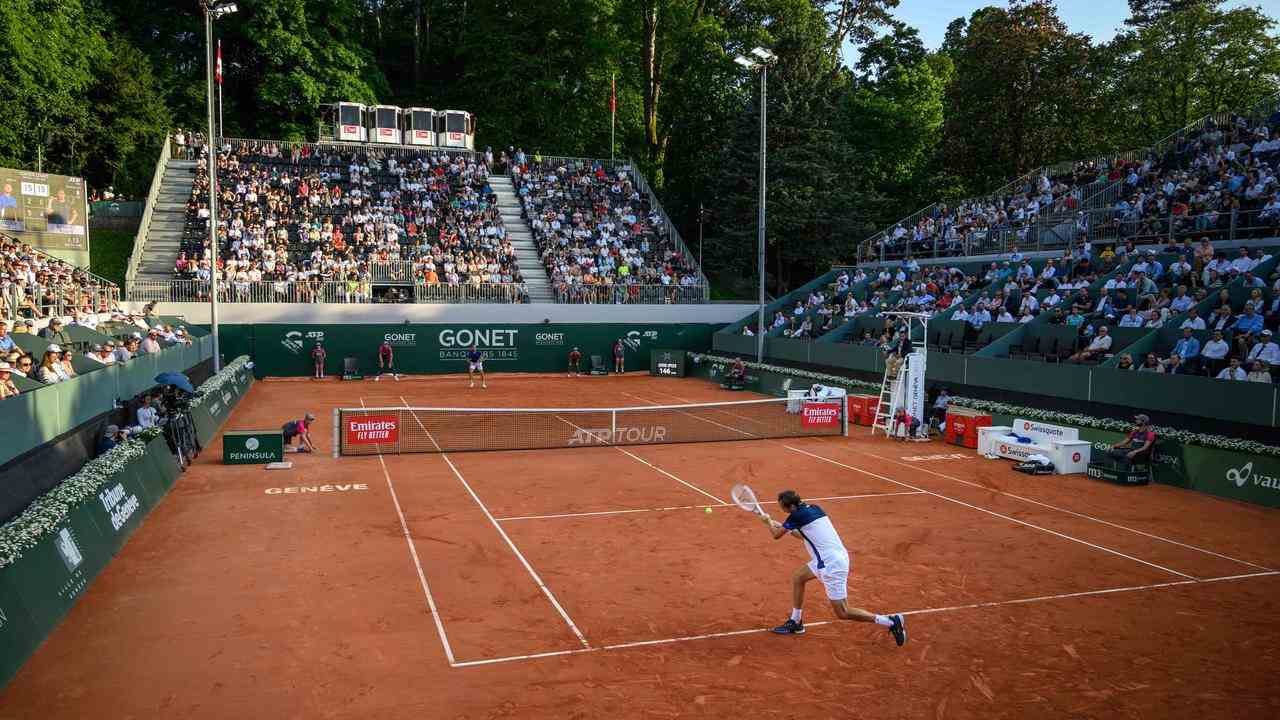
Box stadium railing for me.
[127,279,528,304]
[124,134,171,295]
[553,284,708,305]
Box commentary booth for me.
[403,107,437,147]
[368,105,402,145]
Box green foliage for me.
[3,0,1280,299]
[89,228,136,289]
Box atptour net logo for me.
[622,329,658,351]
[568,425,668,446]
[345,415,400,445]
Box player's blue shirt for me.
[467,350,483,362]
[782,503,848,569]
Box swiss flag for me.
[215,39,223,85]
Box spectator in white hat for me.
[0,361,18,399]
[1246,329,1280,367]
[37,346,69,383]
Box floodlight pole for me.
[756,62,767,364]
[203,4,221,371]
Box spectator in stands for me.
[1201,329,1230,376]
[1171,328,1201,371]
[1180,307,1206,330]
[1159,353,1190,374]
[135,394,159,429]
[1245,329,1280,368]
[113,335,138,363]
[1116,353,1135,370]
[1118,307,1144,328]
[1231,305,1265,336]
[36,346,68,383]
[1139,352,1162,372]
[39,317,72,346]
[1247,360,1273,383]
[97,424,128,454]
[139,328,163,355]
[1216,357,1248,381]
[1069,326,1111,363]
[12,353,33,378]
[0,361,17,398]
[1105,415,1155,468]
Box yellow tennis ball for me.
[705,507,713,514]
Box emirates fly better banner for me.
[345,415,400,445]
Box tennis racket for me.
[731,483,767,518]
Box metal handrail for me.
[125,134,172,292]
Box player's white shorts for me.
[469,361,484,372]
[808,557,850,601]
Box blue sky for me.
[843,0,1280,66]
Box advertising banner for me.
[225,323,716,379]
[345,415,400,445]
[223,431,285,465]
[801,402,842,428]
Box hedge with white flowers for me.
[190,355,251,410]
[693,354,883,393]
[0,427,165,569]
[947,397,1280,458]
[693,353,1280,458]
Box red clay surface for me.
[3,373,1279,719]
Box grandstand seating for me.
[512,159,704,304]
[169,140,530,303]
[0,234,120,321]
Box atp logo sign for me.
[622,329,658,351]
[282,330,325,355]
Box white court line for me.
[398,396,591,650]
[494,491,926,522]
[783,444,1200,581]
[650,386,1280,571]
[553,414,726,505]
[843,445,1275,573]
[448,569,1280,668]
[358,398,458,666]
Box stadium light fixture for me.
[201,0,237,370]
[732,47,775,362]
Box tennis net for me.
[333,397,847,456]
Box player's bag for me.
[1013,459,1054,475]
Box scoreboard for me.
[649,349,687,377]
[0,167,90,266]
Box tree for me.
[939,2,1100,193]
[1102,0,1280,145]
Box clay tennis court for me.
[3,373,1278,719]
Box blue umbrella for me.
[155,372,195,394]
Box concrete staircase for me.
[135,159,198,283]
[489,175,554,303]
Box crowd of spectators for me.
[0,234,119,320]
[0,307,195,401]
[175,139,530,303]
[513,156,702,303]
[1092,111,1280,245]
[873,108,1280,261]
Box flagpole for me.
[610,72,616,163]
[216,39,224,140]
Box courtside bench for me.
[977,418,1092,474]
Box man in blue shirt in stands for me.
[1231,306,1264,335]
[1172,327,1201,373]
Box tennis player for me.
[567,346,582,377]
[375,339,398,381]
[763,490,906,644]
[467,344,487,389]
